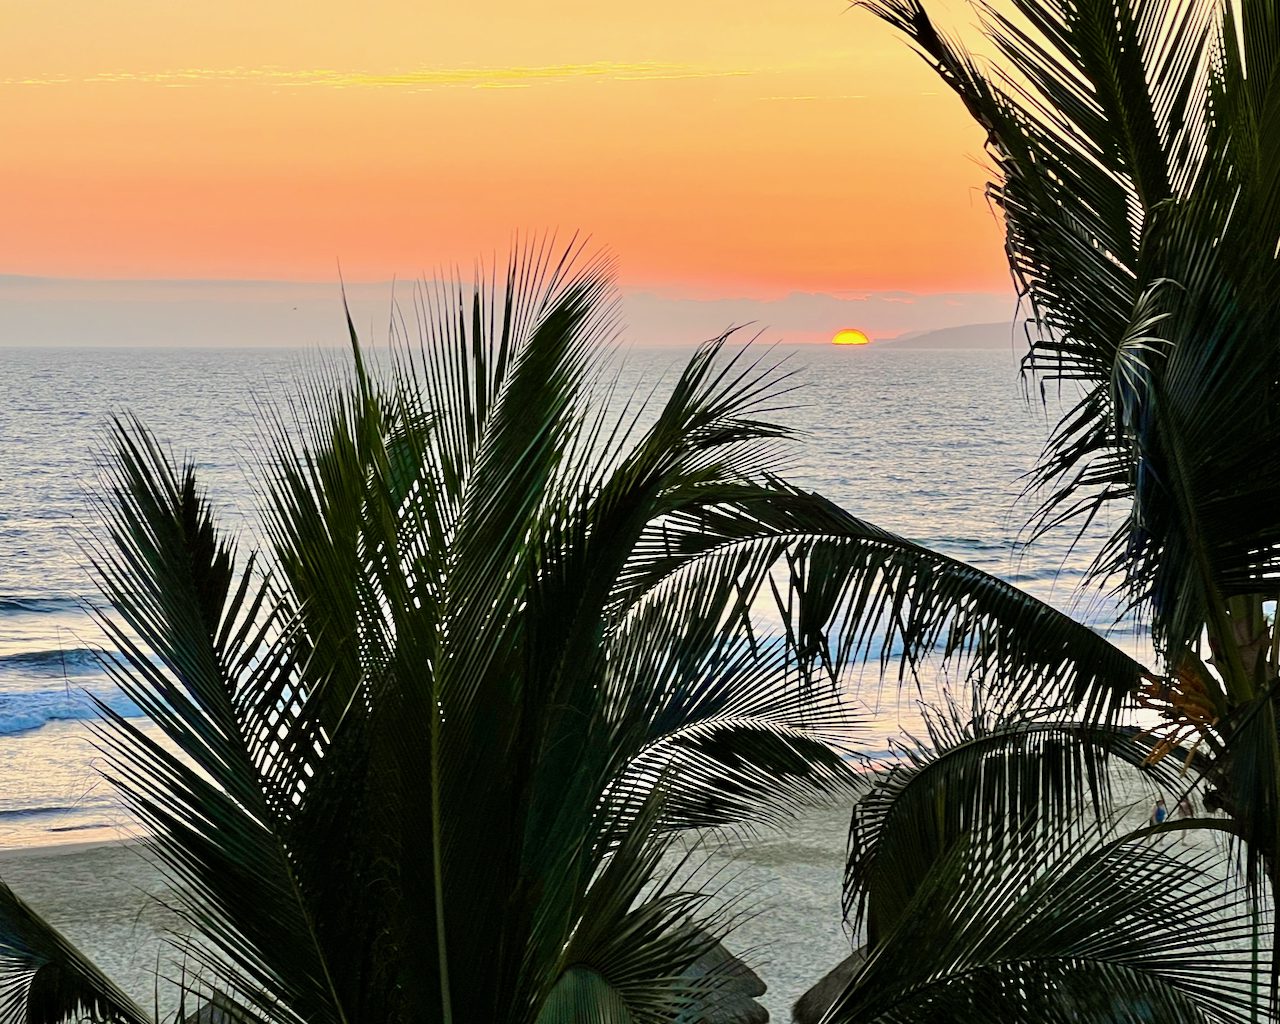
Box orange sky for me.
[1,0,1009,300]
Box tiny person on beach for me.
[1174,795,1195,841]
[1150,798,1168,826]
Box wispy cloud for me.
[4,62,751,91]
[760,93,869,101]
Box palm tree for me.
[0,244,851,1024]
[8,233,1257,1021]
[0,242,1147,1024]
[853,0,1280,985]
[860,0,1280,849]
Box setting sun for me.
[832,328,871,346]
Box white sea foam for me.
[0,689,142,737]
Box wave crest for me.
[0,648,103,674]
[0,690,142,737]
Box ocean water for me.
[0,342,1139,847]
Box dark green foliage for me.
[844,709,1184,944]
[0,244,928,1024]
[0,879,148,1024]
[821,704,1269,1023]
[857,0,1280,744]
[830,820,1266,1023]
[0,240,1248,1023]
[859,0,1280,1000]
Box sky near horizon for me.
[2,0,1015,344]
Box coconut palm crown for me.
[849,0,1280,998]
[804,698,1272,1023]
[0,242,1163,1024]
[862,0,1280,954]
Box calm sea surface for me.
[0,343,1140,846]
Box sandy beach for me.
[0,812,855,1021]
[0,764,1249,1024]
[0,839,187,1017]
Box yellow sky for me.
[1,0,1008,299]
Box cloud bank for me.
[0,276,1018,349]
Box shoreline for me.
[0,832,134,862]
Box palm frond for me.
[68,244,889,1024]
[605,551,866,829]
[85,419,358,1024]
[0,878,149,1024]
[829,817,1267,1023]
[636,485,1147,721]
[537,799,760,1024]
[843,707,1187,944]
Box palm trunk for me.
[1207,595,1280,1015]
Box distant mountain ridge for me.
[886,321,1025,350]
